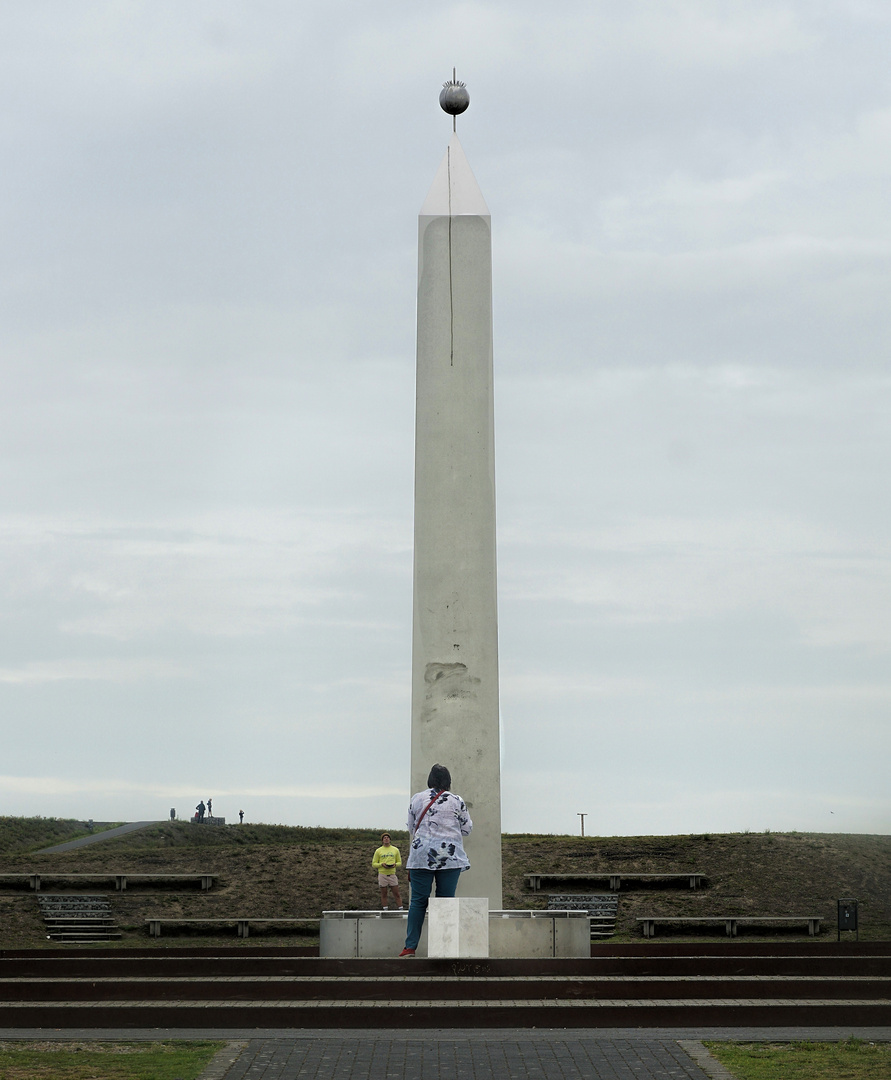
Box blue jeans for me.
[404,867,461,950]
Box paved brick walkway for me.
[213,1036,715,1079]
[3,1027,890,1080]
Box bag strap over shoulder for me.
[412,789,444,839]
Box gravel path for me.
[36,821,163,853]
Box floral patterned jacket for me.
[405,788,472,871]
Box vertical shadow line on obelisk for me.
[447,145,454,366]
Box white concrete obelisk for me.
[410,79,502,910]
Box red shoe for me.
[399,948,416,957]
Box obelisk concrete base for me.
[320,910,589,958]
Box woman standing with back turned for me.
[399,763,472,957]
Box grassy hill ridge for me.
[0,819,888,947]
[0,817,124,855]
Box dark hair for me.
[427,764,451,791]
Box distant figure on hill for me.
[239,809,244,824]
[372,833,403,911]
[207,797,212,817]
[196,800,205,823]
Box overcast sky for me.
[2,2,889,837]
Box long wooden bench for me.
[525,872,706,893]
[111,873,216,891]
[146,917,320,938]
[637,915,823,938]
[0,872,216,892]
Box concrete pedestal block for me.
[321,912,426,959]
[427,897,489,958]
[320,910,589,958]
[489,911,590,958]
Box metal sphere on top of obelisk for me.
[439,77,469,115]
[410,73,503,910]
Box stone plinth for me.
[427,897,488,958]
[320,910,589,959]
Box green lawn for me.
[0,1040,223,1079]
[705,1038,891,1079]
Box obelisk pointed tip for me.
[419,133,490,218]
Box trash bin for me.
[838,898,858,940]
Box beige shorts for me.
[378,873,399,887]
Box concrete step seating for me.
[547,893,618,938]
[1,942,889,1028]
[37,894,122,942]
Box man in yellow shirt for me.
[372,833,403,910]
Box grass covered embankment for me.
[0,818,887,947]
